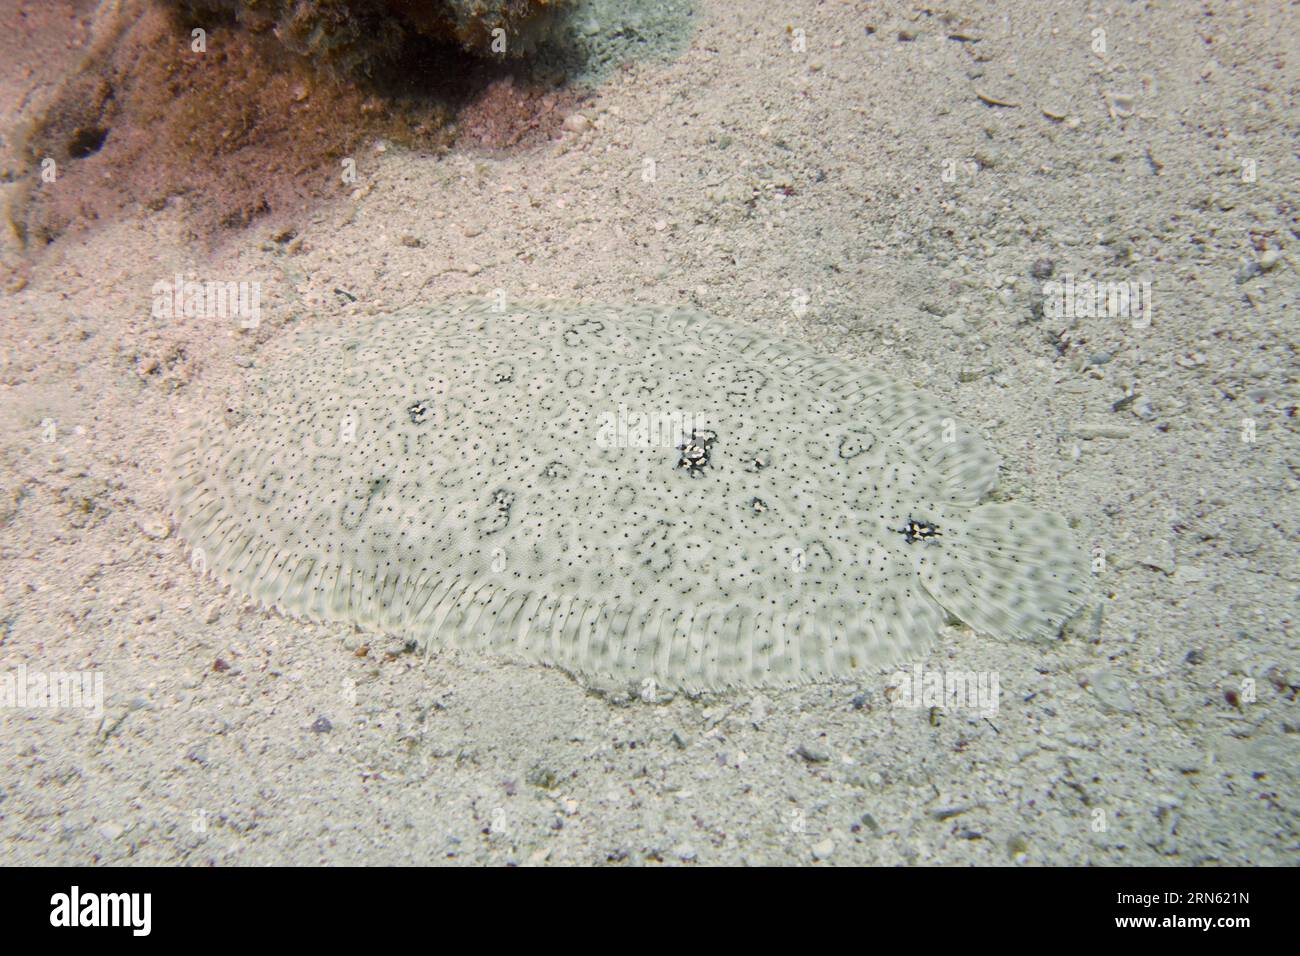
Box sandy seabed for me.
[0,0,1296,865]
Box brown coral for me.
[14,0,575,245]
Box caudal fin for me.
[916,502,1090,642]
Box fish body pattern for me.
[169,301,1089,689]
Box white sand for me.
[0,0,1296,865]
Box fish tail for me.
[916,502,1091,642]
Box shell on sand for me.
[169,300,1089,690]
